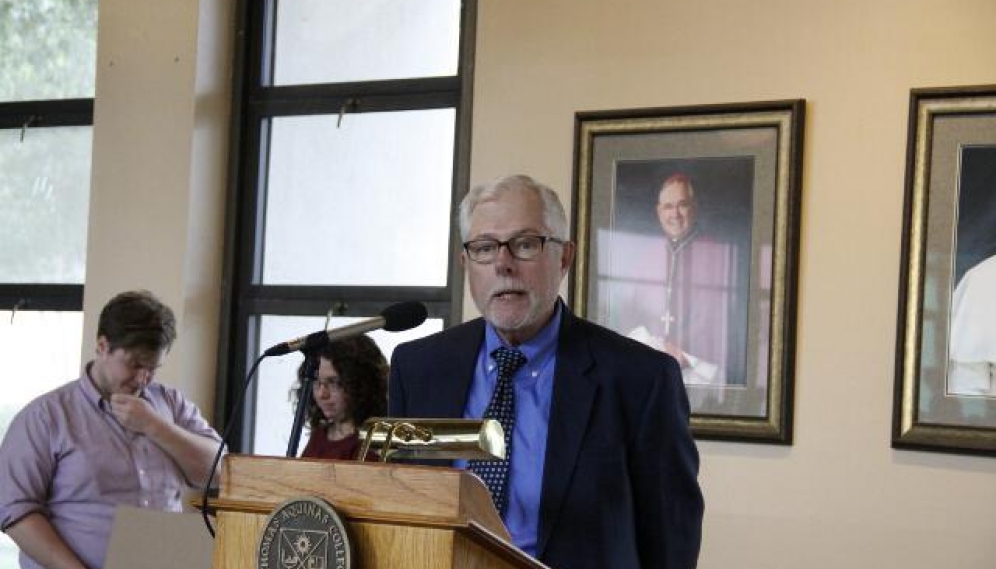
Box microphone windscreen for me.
[381,301,428,332]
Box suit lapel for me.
[424,320,484,418]
[535,308,597,557]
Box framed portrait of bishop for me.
[571,100,805,443]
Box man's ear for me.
[95,336,110,357]
[560,241,576,273]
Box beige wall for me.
[469,0,996,567]
[82,0,996,565]
[84,0,233,415]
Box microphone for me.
[262,301,428,357]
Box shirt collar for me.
[79,361,106,409]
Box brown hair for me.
[97,290,177,353]
[293,334,388,430]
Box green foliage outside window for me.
[0,0,97,101]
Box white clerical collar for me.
[668,224,700,252]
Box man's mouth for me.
[492,289,525,300]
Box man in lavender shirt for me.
[0,290,222,569]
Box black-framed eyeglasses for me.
[463,235,566,263]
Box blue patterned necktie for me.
[469,347,527,515]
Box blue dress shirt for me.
[456,305,561,556]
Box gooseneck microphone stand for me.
[286,350,319,458]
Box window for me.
[218,0,476,455]
[0,0,97,563]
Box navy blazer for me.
[389,303,703,569]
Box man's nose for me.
[493,244,517,272]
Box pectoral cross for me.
[661,229,698,341]
[661,300,676,337]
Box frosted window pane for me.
[0,311,84,442]
[273,0,460,85]
[262,109,453,286]
[0,534,15,568]
[251,314,443,456]
[0,0,98,101]
[0,311,83,567]
[0,127,92,283]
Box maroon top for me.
[300,430,362,461]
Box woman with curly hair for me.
[292,334,388,460]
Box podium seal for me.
[257,496,352,569]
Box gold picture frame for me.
[570,100,805,443]
[893,85,996,455]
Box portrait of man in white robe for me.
[947,145,996,397]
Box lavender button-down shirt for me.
[0,365,221,569]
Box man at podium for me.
[390,175,704,568]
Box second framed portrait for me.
[893,85,996,455]
[571,100,805,443]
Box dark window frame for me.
[0,98,93,314]
[216,0,477,452]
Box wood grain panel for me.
[208,455,549,568]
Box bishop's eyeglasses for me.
[463,234,565,263]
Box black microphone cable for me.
[199,353,265,538]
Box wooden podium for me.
[209,454,548,569]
